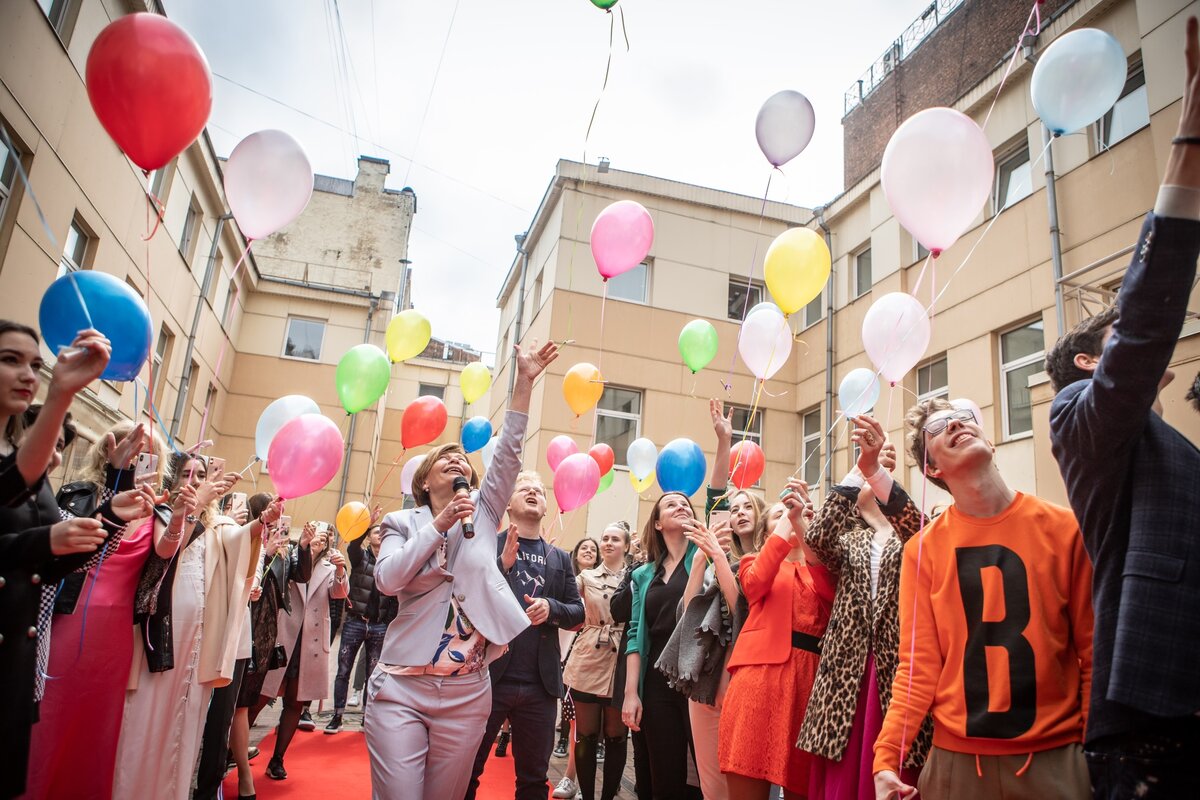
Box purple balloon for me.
[755,90,816,168]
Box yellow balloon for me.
[460,362,492,405]
[336,501,372,542]
[386,310,432,362]
[630,471,656,494]
[763,227,831,315]
[562,362,604,416]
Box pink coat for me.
[261,558,349,702]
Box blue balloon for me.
[656,438,706,496]
[838,368,881,418]
[1031,28,1127,136]
[462,416,493,453]
[39,271,152,381]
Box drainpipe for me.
[506,233,529,401]
[337,292,388,510]
[1043,124,1067,336]
[816,207,834,497]
[171,213,232,441]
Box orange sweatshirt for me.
[873,492,1093,774]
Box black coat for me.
[1050,213,1200,742]
[345,539,398,625]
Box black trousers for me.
[1086,716,1200,800]
[465,679,558,800]
[639,668,702,800]
[194,657,248,800]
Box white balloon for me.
[861,293,931,385]
[1032,29,1127,136]
[400,454,425,497]
[626,438,658,481]
[951,397,984,427]
[481,436,500,470]
[738,303,793,380]
[255,395,319,463]
[881,108,994,255]
[838,368,881,417]
[755,90,816,168]
[224,129,314,240]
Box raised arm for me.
[706,399,733,510]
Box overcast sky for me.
[163,0,936,357]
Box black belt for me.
[791,631,822,654]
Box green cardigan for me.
[623,539,699,696]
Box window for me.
[221,282,239,327]
[917,355,948,402]
[283,317,325,360]
[153,325,174,404]
[595,387,642,467]
[148,159,174,202]
[0,133,18,227]
[418,383,445,401]
[854,247,872,298]
[995,145,1032,212]
[57,216,91,278]
[801,408,822,489]
[999,320,1044,438]
[727,278,763,320]
[915,240,930,263]
[38,0,79,40]
[203,383,218,428]
[179,195,201,264]
[1099,63,1148,149]
[183,359,200,432]
[607,260,649,303]
[803,291,824,329]
[205,250,224,306]
[728,404,763,447]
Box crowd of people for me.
[2,19,1200,800]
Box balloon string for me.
[136,378,184,455]
[366,448,405,507]
[899,438,932,769]
[908,252,935,298]
[145,194,156,427]
[720,169,776,392]
[140,187,167,242]
[198,239,254,442]
[981,0,1042,131]
[583,10,616,163]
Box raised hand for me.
[851,414,887,477]
[710,398,733,444]
[369,504,384,526]
[711,517,734,555]
[879,442,897,473]
[780,478,814,538]
[299,521,317,549]
[501,523,520,572]
[110,486,156,522]
[49,329,111,397]
[171,484,198,519]
[681,518,723,559]
[514,340,560,383]
[107,422,147,470]
[50,517,106,555]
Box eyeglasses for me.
[923,408,977,437]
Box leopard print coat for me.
[796,483,934,769]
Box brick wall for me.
[843,0,1076,187]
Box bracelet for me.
[162,525,184,542]
[1172,136,1200,146]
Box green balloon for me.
[678,319,719,374]
[336,344,391,414]
[590,0,619,8]
[597,469,614,493]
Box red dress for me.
[719,553,835,795]
[23,518,154,799]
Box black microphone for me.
[452,476,475,538]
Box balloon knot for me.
[889,381,897,388]
[931,249,942,258]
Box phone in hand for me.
[207,457,226,479]
[278,515,292,537]
[229,492,248,520]
[134,453,158,487]
[709,509,731,528]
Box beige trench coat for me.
[260,557,349,702]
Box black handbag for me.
[268,644,288,671]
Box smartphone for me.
[229,492,247,520]
[315,521,334,560]
[278,515,293,538]
[134,453,158,486]
[207,456,226,479]
[709,509,731,528]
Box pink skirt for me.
[808,653,920,800]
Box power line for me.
[401,0,462,189]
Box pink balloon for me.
[590,200,654,280]
[224,130,314,240]
[554,453,601,513]
[951,397,984,427]
[738,303,793,380]
[399,454,426,496]
[881,108,993,256]
[267,413,345,500]
[861,293,930,386]
[546,435,579,472]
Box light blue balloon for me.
[838,368,881,417]
[656,438,706,496]
[1031,28,1127,136]
[462,416,493,453]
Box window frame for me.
[802,289,824,330]
[281,316,327,362]
[993,143,1033,213]
[917,355,949,403]
[727,277,764,321]
[179,194,201,265]
[801,407,823,489]
[153,325,175,406]
[1097,60,1148,150]
[57,215,93,278]
[0,132,18,232]
[606,259,650,305]
[853,246,872,299]
[221,281,240,328]
[38,0,81,44]
[417,383,446,402]
[998,319,1045,441]
[594,386,643,469]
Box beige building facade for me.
[495,0,1200,546]
[0,0,485,529]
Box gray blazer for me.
[375,410,531,667]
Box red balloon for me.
[401,396,448,449]
[729,440,765,489]
[588,443,615,476]
[85,14,213,172]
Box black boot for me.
[600,735,628,800]
[574,733,599,800]
[265,756,287,780]
[494,729,511,758]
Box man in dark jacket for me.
[326,510,397,734]
[1046,17,1200,798]
[465,471,585,800]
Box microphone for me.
[452,476,475,539]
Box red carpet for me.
[222,731,527,799]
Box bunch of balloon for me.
[656,439,706,496]
[39,271,152,382]
[678,320,719,374]
[627,438,657,494]
[838,368,881,418]
[589,444,615,494]
[564,363,604,417]
[85,13,212,173]
[255,395,321,465]
[738,303,793,381]
[1031,29,1127,137]
[763,228,831,316]
[335,344,390,414]
[547,435,580,472]
[461,417,493,454]
[729,440,765,490]
[401,396,448,449]
[460,362,492,406]
[336,501,372,543]
[387,310,432,363]
[861,293,931,386]
[755,90,816,169]
[555,453,601,513]
[267,414,345,500]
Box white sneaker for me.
[551,776,578,799]
[348,689,362,707]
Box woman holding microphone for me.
[366,341,557,800]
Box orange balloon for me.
[562,363,604,416]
